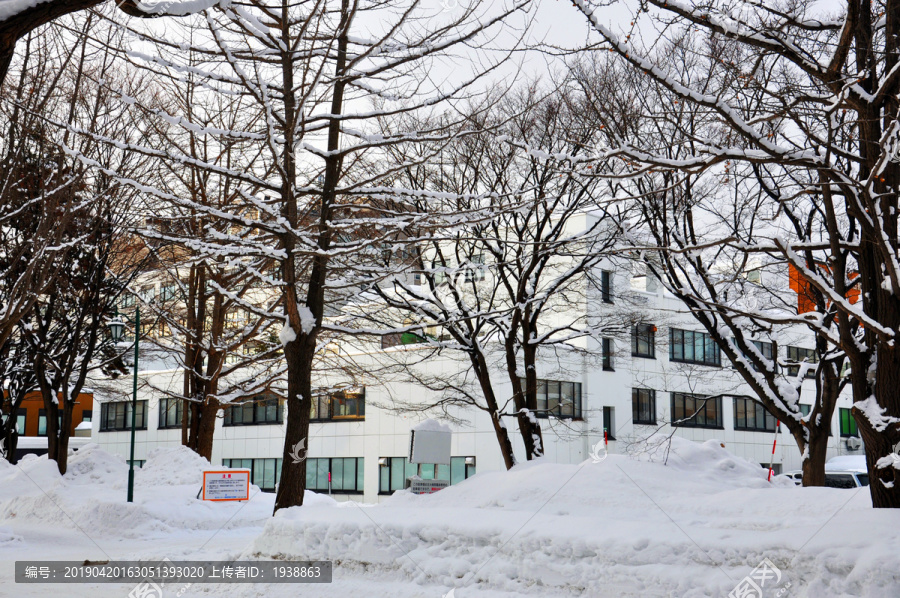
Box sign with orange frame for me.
[202,470,250,501]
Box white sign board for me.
[409,420,452,465]
[202,470,250,501]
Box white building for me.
[91,262,863,503]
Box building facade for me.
[91,264,863,503]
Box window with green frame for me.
[379,456,476,494]
[222,458,282,492]
[669,329,721,366]
[839,408,859,437]
[305,457,364,493]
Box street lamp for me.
[108,306,140,503]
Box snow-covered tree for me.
[573,0,900,505]
[89,0,533,512]
[363,84,633,466]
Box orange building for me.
[4,391,93,437]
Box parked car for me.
[824,471,869,488]
[780,470,803,486]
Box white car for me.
[780,470,803,486]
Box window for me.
[81,410,92,423]
[224,395,283,426]
[15,409,26,435]
[306,457,364,493]
[671,393,722,428]
[99,401,148,432]
[310,389,366,421]
[602,338,614,371]
[764,463,782,476]
[839,408,859,437]
[600,270,613,304]
[160,284,177,302]
[120,293,136,309]
[741,340,774,372]
[632,324,655,358]
[38,410,63,436]
[632,388,656,425]
[463,254,486,283]
[128,460,145,469]
[603,406,616,440]
[379,456,475,494]
[223,458,282,492]
[786,346,818,377]
[733,396,777,432]
[159,398,189,429]
[670,329,721,366]
[518,378,582,419]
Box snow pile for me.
[139,445,213,486]
[0,526,22,546]
[0,444,278,538]
[248,438,900,597]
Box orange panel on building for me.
[789,263,860,314]
[3,391,93,437]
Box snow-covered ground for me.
[1,440,898,597]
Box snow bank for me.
[0,444,279,538]
[248,439,900,597]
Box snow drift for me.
[248,438,900,597]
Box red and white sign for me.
[202,470,250,501]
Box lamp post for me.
[108,306,139,503]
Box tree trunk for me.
[801,428,829,487]
[192,400,218,461]
[272,0,349,514]
[274,343,312,511]
[2,430,18,465]
[55,399,73,474]
[472,352,516,470]
[506,334,544,461]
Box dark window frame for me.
[158,398,189,430]
[310,389,366,422]
[600,270,613,304]
[603,406,616,440]
[733,396,777,432]
[222,458,282,492]
[602,338,614,371]
[671,393,723,429]
[632,388,657,425]
[99,401,148,432]
[786,346,818,378]
[632,324,656,358]
[13,408,27,435]
[669,328,721,367]
[518,378,583,419]
[223,395,284,426]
